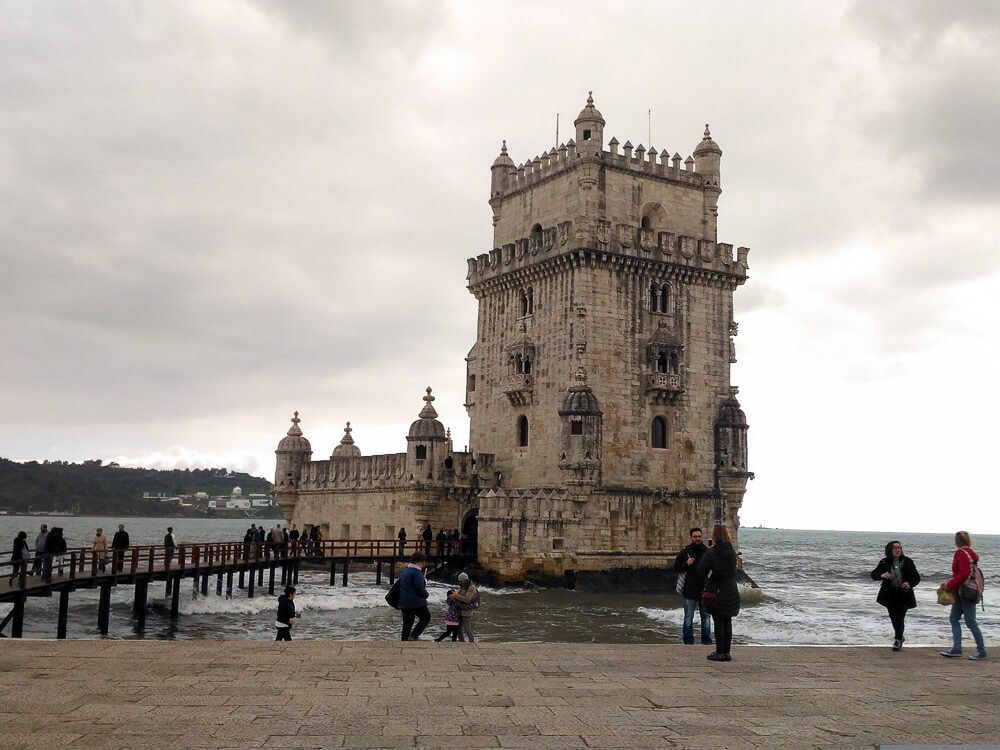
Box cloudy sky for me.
[2,1,998,534]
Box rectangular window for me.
[361,525,371,540]
[571,421,583,435]
[340,524,350,539]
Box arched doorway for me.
[461,509,478,558]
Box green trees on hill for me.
[0,458,272,516]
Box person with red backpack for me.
[939,530,987,660]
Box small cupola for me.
[574,91,605,155]
[693,123,722,183]
[408,387,447,440]
[331,421,362,459]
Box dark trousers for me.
[400,606,431,641]
[275,627,291,641]
[434,625,460,642]
[887,603,908,641]
[113,549,126,572]
[712,614,734,655]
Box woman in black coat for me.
[9,531,31,583]
[870,540,920,651]
[697,525,741,662]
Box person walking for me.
[697,525,740,662]
[449,571,480,643]
[45,527,67,577]
[111,524,130,573]
[275,586,297,641]
[399,552,431,641]
[673,527,712,645]
[939,530,988,660]
[92,528,109,572]
[31,524,48,576]
[397,527,407,556]
[9,531,30,584]
[870,540,920,651]
[164,527,177,566]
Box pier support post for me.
[293,560,299,585]
[165,577,172,598]
[389,559,396,584]
[329,560,337,586]
[280,562,286,587]
[134,580,148,631]
[238,567,245,589]
[200,572,208,597]
[216,572,223,597]
[97,582,111,636]
[376,562,382,585]
[57,589,69,639]
[248,567,255,598]
[268,564,275,596]
[257,563,264,587]
[226,571,233,599]
[171,576,181,618]
[342,560,349,587]
[11,592,25,638]
[192,575,198,599]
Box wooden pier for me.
[0,539,472,639]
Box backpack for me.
[959,548,985,609]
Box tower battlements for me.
[467,221,749,290]
[293,450,496,492]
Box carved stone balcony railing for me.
[503,373,533,407]
[645,372,684,404]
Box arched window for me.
[641,216,651,229]
[415,445,427,460]
[467,374,476,392]
[521,356,531,375]
[526,286,534,315]
[649,284,659,312]
[651,417,667,449]
[514,353,523,373]
[669,353,679,375]
[517,416,529,447]
[656,353,668,373]
[660,285,670,313]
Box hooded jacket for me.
[697,541,741,618]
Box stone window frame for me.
[651,416,668,449]
[648,282,672,314]
[516,415,529,447]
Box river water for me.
[1,517,996,646]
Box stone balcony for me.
[645,372,684,403]
[503,373,533,406]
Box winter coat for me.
[44,530,67,555]
[870,555,920,609]
[451,582,480,618]
[34,531,48,554]
[673,542,709,599]
[11,536,30,563]
[945,546,980,593]
[111,530,130,550]
[697,541,741,618]
[399,564,429,609]
[276,595,296,627]
[92,534,108,558]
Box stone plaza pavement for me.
[0,640,997,749]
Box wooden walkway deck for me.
[0,539,472,638]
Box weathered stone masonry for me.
[272,94,752,587]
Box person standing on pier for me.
[870,540,920,651]
[111,524,129,573]
[275,585,297,641]
[674,528,713,646]
[8,531,30,584]
[164,527,177,566]
[92,528,109,572]
[45,527,67,576]
[422,525,433,556]
[31,524,48,576]
[697,525,740,662]
[397,527,407,556]
[399,552,431,641]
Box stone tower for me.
[466,93,752,584]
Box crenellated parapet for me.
[294,451,496,492]
[467,220,749,290]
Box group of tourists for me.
[240,523,323,559]
[673,525,740,661]
[7,523,129,583]
[393,552,480,642]
[396,526,467,558]
[868,530,987,660]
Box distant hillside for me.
[0,458,274,516]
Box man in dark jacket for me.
[422,525,433,555]
[111,524,130,573]
[399,552,430,641]
[275,586,296,641]
[673,527,712,645]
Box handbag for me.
[958,549,984,604]
[937,588,955,606]
[675,571,686,596]
[702,572,719,611]
[384,579,401,609]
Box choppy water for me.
[1,517,996,645]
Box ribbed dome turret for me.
[408,387,446,439]
[559,368,602,415]
[574,91,605,127]
[331,421,362,458]
[717,387,747,427]
[492,140,515,168]
[693,123,722,157]
[277,412,312,452]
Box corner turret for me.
[694,124,722,240]
[273,411,313,522]
[407,387,448,480]
[574,91,605,157]
[558,368,603,486]
[331,421,362,459]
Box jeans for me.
[401,606,431,641]
[458,616,475,643]
[682,598,712,645]
[950,598,987,655]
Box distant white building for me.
[208,500,218,509]
[195,492,209,500]
[249,493,271,508]
[232,486,243,497]
[226,497,251,510]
